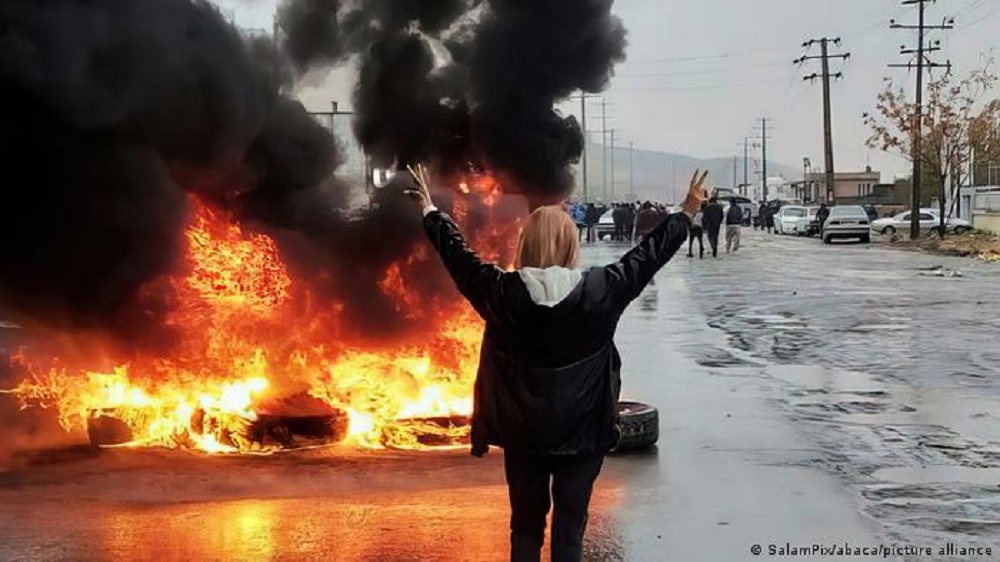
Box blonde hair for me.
[515,206,580,270]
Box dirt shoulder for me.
[884,231,1000,262]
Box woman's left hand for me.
[681,169,709,218]
[405,163,436,214]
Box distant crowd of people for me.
[565,197,748,259]
[565,201,675,243]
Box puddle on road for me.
[872,466,1000,486]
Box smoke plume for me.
[278,0,627,202]
[0,0,626,341]
[0,0,338,332]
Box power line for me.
[625,46,792,65]
[954,0,988,18]
[962,4,1000,30]
[614,60,790,80]
[611,79,791,93]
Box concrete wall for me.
[973,212,1000,234]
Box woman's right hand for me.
[405,163,436,215]
[682,169,709,218]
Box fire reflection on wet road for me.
[0,448,625,562]
[4,490,620,562]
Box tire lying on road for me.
[613,400,659,452]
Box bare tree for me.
[864,59,996,237]
[969,98,1000,186]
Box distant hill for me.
[571,142,799,204]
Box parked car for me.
[870,209,974,236]
[594,209,616,240]
[774,206,807,235]
[862,204,878,222]
[793,206,819,236]
[823,205,871,244]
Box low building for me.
[802,167,882,204]
[962,186,1000,234]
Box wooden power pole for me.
[890,0,953,239]
[796,38,850,204]
[578,93,600,202]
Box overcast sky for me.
[216,0,998,181]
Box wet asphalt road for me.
[1,228,999,561]
[659,229,1000,557]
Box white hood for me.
[518,267,583,307]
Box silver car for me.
[870,209,974,236]
[823,205,871,244]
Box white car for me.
[823,205,871,244]
[774,206,807,235]
[871,210,973,236]
[792,207,819,236]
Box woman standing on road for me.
[405,165,708,562]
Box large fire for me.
[5,181,521,454]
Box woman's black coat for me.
[423,210,691,457]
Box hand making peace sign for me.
[405,163,435,212]
[682,169,709,218]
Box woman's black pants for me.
[503,451,605,562]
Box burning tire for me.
[614,400,659,452]
[381,415,472,449]
[85,393,351,452]
[86,410,135,447]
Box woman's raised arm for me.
[407,164,505,318]
[603,170,708,305]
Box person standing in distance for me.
[702,196,724,258]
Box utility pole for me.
[628,141,635,200]
[803,157,813,203]
[890,0,954,239]
[733,155,738,191]
[671,157,677,204]
[309,101,364,191]
[795,38,850,205]
[738,137,751,196]
[755,118,772,201]
[597,100,613,200]
[578,93,600,203]
[609,129,616,201]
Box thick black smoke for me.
[471,0,626,199]
[278,0,627,203]
[0,0,341,333]
[0,0,626,344]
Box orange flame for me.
[6,188,522,454]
